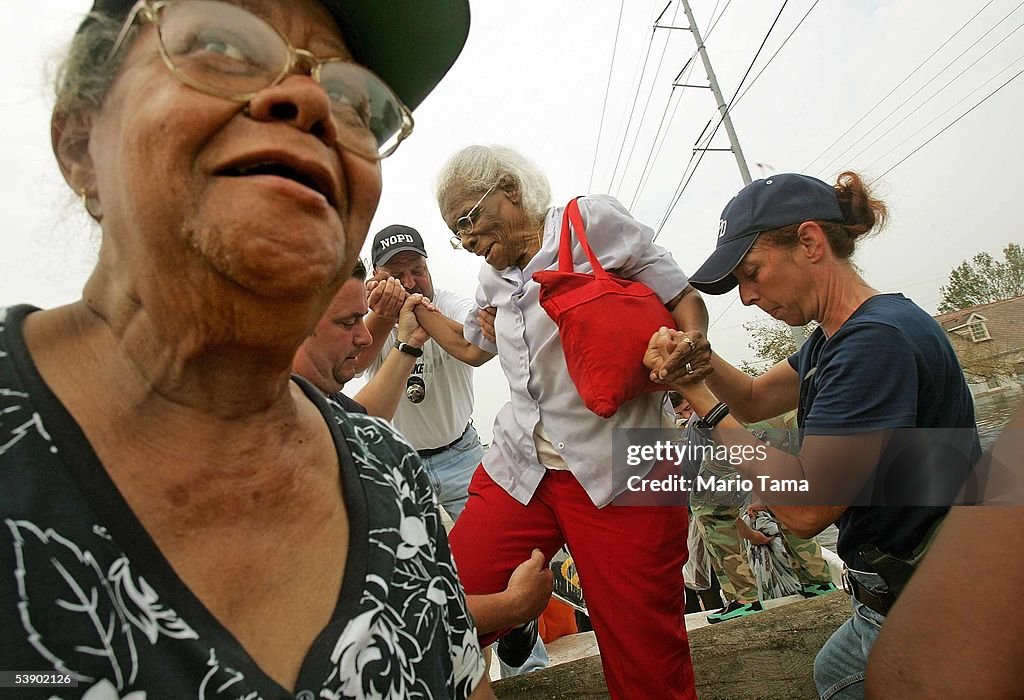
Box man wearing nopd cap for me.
[293,259,432,419]
[360,226,549,676]
[357,225,496,522]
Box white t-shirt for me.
[366,287,477,451]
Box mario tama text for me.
[626,472,808,495]
[611,429,808,505]
[622,440,808,495]
[612,426,1009,507]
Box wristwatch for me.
[394,340,423,357]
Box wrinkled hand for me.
[397,293,434,346]
[478,306,497,344]
[505,549,554,623]
[365,272,408,319]
[643,327,712,385]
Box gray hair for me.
[436,145,552,223]
[54,12,135,120]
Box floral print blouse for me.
[0,305,485,699]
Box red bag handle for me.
[558,197,610,280]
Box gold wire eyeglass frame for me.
[107,0,415,161]
[450,182,499,249]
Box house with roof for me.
[934,295,1024,399]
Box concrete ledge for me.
[493,591,849,699]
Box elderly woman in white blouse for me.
[428,144,709,700]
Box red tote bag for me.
[532,197,676,418]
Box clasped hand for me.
[643,327,712,385]
[366,273,408,319]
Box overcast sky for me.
[2,0,1022,441]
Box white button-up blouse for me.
[464,195,690,507]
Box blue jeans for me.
[419,424,483,522]
[813,572,887,700]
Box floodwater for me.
[975,391,1022,449]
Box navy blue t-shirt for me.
[788,294,980,571]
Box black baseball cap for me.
[371,225,427,267]
[81,0,471,111]
[688,173,845,295]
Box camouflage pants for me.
[691,504,758,603]
[779,524,832,585]
[691,504,833,603]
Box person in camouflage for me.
[675,396,835,623]
[692,502,834,608]
[691,504,759,604]
[676,393,761,622]
[747,414,835,596]
[777,514,835,592]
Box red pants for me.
[449,466,696,700]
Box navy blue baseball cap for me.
[81,0,471,111]
[688,173,844,295]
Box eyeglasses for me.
[109,0,414,161]
[449,183,499,249]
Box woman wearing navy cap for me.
[646,171,981,699]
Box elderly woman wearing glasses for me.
[0,1,495,697]
[419,144,709,700]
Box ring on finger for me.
[685,362,693,374]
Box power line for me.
[597,3,665,193]
[587,0,627,193]
[623,13,705,208]
[629,83,688,211]
[803,0,998,173]
[816,0,1024,176]
[709,294,741,330]
[626,0,733,204]
[709,317,758,333]
[861,48,1024,172]
[876,61,1024,179]
[612,3,681,197]
[730,0,821,110]
[689,0,736,45]
[628,0,734,210]
[626,28,708,207]
[656,0,790,235]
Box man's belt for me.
[845,574,896,617]
[417,424,472,457]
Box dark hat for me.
[688,173,844,295]
[82,0,470,111]
[371,225,427,267]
